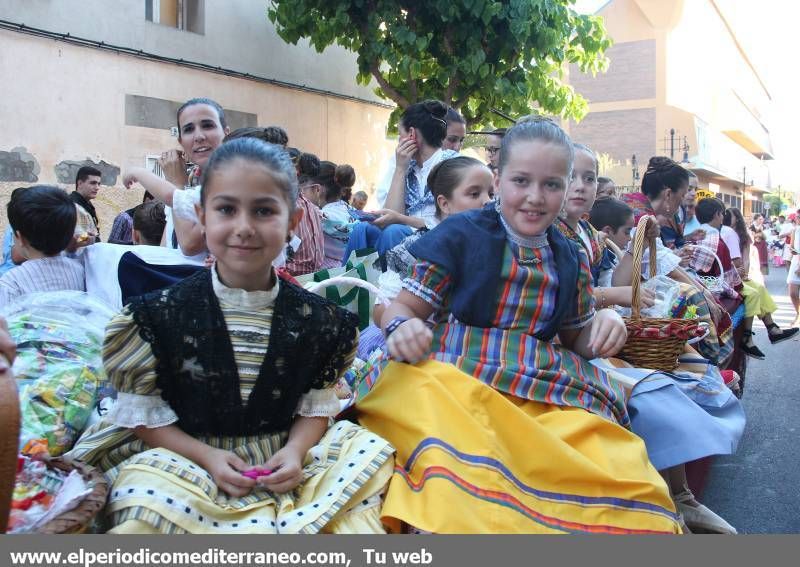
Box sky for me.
[573,0,799,190]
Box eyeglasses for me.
[484,146,501,155]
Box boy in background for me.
[0,186,85,307]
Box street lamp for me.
[631,154,640,188]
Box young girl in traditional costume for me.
[362,157,494,358]
[355,118,681,534]
[378,156,494,306]
[555,144,654,311]
[564,148,744,534]
[69,139,393,534]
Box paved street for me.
[703,265,800,533]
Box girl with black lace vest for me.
[68,139,393,534]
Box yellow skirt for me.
[85,421,394,534]
[356,360,680,534]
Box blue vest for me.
[408,204,580,341]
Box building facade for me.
[0,0,395,232]
[565,0,773,217]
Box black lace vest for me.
[128,270,359,436]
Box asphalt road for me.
[703,265,800,533]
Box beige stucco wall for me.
[0,0,385,104]
[0,30,395,237]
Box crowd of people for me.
[1,93,793,534]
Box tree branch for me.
[442,27,454,56]
[409,67,418,102]
[370,61,410,108]
[445,75,460,105]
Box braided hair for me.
[640,156,689,201]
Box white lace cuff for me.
[294,388,341,418]
[376,270,403,305]
[107,392,179,428]
[172,187,201,222]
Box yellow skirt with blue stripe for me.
[355,360,680,534]
[68,421,394,534]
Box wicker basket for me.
[0,360,21,533]
[619,216,699,371]
[34,458,108,534]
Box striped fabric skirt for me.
[355,360,680,534]
[66,421,394,534]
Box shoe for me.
[720,370,741,393]
[741,342,765,360]
[675,500,737,534]
[768,326,799,344]
[677,512,692,535]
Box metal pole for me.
[742,167,746,211]
[670,129,675,160]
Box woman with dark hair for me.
[349,101,459,261]
[614,157,732,364]
[442,107,466,152]
[315,162,358,268]
[615,157,694,282]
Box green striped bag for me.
[295,250,380,330]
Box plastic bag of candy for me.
[0,292,116,456]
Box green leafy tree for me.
[763,193,791,214]
[267,0,611,127]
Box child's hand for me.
[686,229,706,242]
[588,309,627,358]
[387,318,433,364]
[371,209,403,229]
[677,245,695,267]
[202,448,256,498]
[638,287,656,309]
[257,446,304,494]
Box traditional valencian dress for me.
[556,217,745,474]
[355,203,681,534]
[68,268,393,534]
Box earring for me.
[285,233,295,261]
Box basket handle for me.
[630,215,658,320]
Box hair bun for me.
[423,100,448,119]
[646,156,675,174]
[334,164,356,188]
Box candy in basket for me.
[0,292,116,456]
